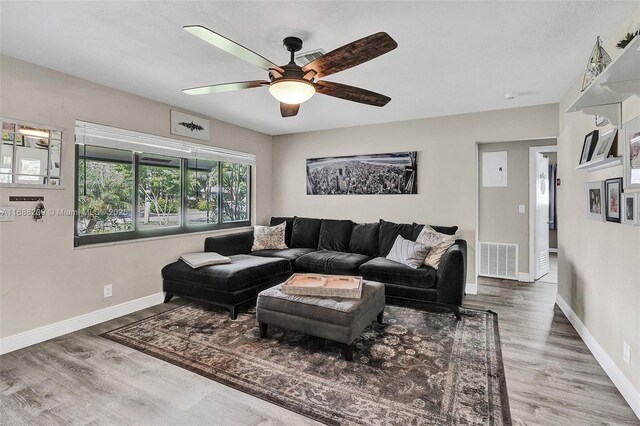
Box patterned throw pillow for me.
[415,225,457,269]
[251,222,287,251]
[385,235,430,269]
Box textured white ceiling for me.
[1,1,638,135]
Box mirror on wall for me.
[1,118,63,186]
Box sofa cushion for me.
[250,248,316,261]
[430,224,458,235]
[359,257,437,289]
[162,254,291,292]
[318,219,353,252]
[378,219,421,257]
[270,216,295,246]
[348,222,379,257]
[289,217,323,249]
[295,250,371,275]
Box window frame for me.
[74,145,252,247]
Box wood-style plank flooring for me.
[1,278,638,425]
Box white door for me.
[534,153,550,279]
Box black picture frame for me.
[604,177,623,223]
[580,130,599,164]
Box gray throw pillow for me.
[385,235,430,269]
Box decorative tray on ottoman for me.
[281,273,364,299]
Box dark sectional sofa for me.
[162,217,467,320]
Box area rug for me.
[102,304,511,425]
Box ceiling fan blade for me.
[183,80,269,95]
[302,32,397,79]
[314,80,391,107]
[280,103,300,118]
[184,25,284,73]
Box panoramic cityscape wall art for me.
[306,152,418,195]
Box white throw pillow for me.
[415,226,457,269]
[180,252,231,268]
[251,222,288,251]
[385,235,430,269]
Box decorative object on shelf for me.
[616,30,639,49]
[622,193,638,225]
[170,110,210,141]
[594,114,609,127]
[579,130,599,164]
[1,117,63,187]
[306,151,417,195]
[581,36,612,92]
[604,177,623,223]
[585,181,605,222]
[591,127,617,162]
[622,115,640,190]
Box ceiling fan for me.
[182,25,398,118]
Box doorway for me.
[476,139,557,286]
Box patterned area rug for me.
[102,304,511,425]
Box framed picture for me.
[579,130,598,164]
[591,127,617,162]
[170,110,210,141]
[604,177,623,223]
[622,115,640,191]
[306,152,417,195]
[585,181,604,221]
[622,193,638,225]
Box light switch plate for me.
[518,205,526,214]
[0,206,16,222]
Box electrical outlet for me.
[518,205,526,214]
[623,341,631,365]
[103,284,112,298]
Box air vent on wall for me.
[295,49,325,66]
[479,242,518,280]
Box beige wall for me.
[478,139,556,274]
[557,8,640,392]
[272,104,559,284]
[0,56,273,338]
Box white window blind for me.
[75,120,256,166]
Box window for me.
[74,121,254,246]
[77,146,134,235]
[222,162,249,223]
[187,158,219,225]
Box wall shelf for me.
[575,156,622,172]
[567,36,640,126]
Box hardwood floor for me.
[1,279,638,425]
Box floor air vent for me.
[479,242,518,280]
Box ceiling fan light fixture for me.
[268,78,315,104]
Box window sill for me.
[74,225,253,250]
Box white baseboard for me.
[466,282,478,295]
[556,294,640,419]
[0,292,165,355]
[518,272,533,282]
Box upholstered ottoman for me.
[256,281,385,360]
